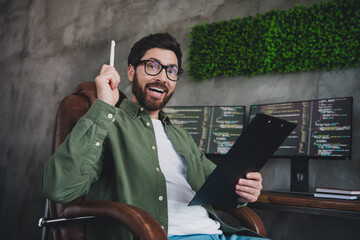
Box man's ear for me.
[128,65,135,83]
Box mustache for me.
[145,82,168,93]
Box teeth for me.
[149,87,165,93]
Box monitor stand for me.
[290,157,309,192]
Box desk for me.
[249,191,360,219]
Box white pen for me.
[110,40,115,67]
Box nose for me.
[156,68,169,82]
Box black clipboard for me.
[188,113,297,206]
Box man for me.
[43,33,265,240]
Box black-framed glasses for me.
[135,60,183,81]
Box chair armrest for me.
[214,205,267,237]
[53,200,167,240]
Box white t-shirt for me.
[152,119,222,236]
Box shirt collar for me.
[120,99,171,124]
[158,110,170,124]
[120,99,142,118]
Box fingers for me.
[96,64,120,90]
[235,184,260,203]
[246,172,262,183]
[235,172,263,203]
[95,64,121,106]
[100,64,111,74]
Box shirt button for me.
[152,146,156,150]
[140,107,144,111]
[159,196,163,201]
[112,118,115,122]
[161,226,165,230]
[156,168,160,171]
[95,142,101,147]
[107,113,113,119]
[146,122,150,126]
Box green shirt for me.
[43,99,259,239]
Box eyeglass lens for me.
[145,60,179,81]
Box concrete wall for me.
[0,0,359,239]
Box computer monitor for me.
[163,106,246,155]
[248,97,353,192]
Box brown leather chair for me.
[39,81,267,240]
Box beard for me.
[131,72,174,112]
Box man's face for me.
[128,48,178,112]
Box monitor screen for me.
[163,106,246,154]
[249,97,353,159]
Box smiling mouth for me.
[148,86,165,94]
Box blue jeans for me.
[168,234,269,240]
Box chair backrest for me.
[47,81,126,240]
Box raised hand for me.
[95,64,121,106]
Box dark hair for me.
[127,33,182,70]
